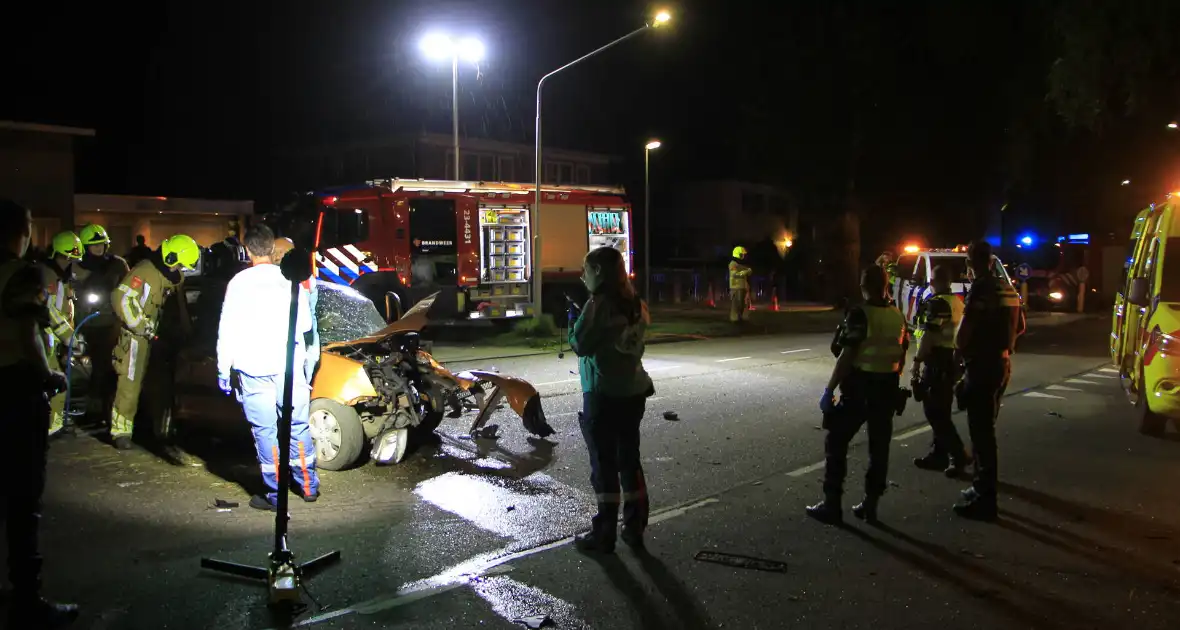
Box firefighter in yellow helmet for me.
[728,246,753,324]
[108,234,199,449]
[38,232,84,436]
[74,223,130,423]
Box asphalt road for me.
[6,316,1178,629]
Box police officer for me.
[953,240,1022,521]
[808,265,907,524]
[109,234,200,449]
[728,246,752,324]
[910,265,972,477]
[73,223,130,423]
[39,231,84,437]
[217,226,320,510]
[0,198,79,627]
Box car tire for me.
[309,398,365,470]
[1136,369,1168,437]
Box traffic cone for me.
[705,283,715,308]
[771,290,780,311]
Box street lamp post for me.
[531,10,671,319]
[420,34,485,180]
[644,140,661,304]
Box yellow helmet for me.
[732,246,748,259]
[161,234,201,270]
[51,231,83,260]
[79,223,111,246]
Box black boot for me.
[574,530,616,554]
[805,497,842,525]
[851,495,880,523]
[953,491,997,522]
[913,452,948,472]
[944,454,973,479]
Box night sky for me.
[3,0,1178,249]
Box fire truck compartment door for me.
[540,202,586,272]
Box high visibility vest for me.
[729,260,751,290]
[913,293,964,349]
[853,305,907,373]
[37,260,75,354]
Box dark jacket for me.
[569,292,654,398]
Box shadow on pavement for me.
[633,550,714,630]
[999,482,1180,549]
[842,521,1112,630]
[585,554,675,630]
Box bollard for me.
[705,282,716,308]
[771,290,780,311]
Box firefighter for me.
[74,223,130,423]
[218,226,319,510]
[108,234,199,449]
[808,265,907,524]
[952,240,1022,521]
[0,199,79,627]
[39,231,84,437]
[729,246,752,323]
[910,264,971,477]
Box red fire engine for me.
[309,179,634,320]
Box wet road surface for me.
[8,317,1175,629]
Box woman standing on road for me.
[570,246,655,553]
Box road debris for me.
[513,614,555,629]
[694,551,787,573]
[959,549,986,559]
[474,424,500,440]
[116,482,142,489]
[1046,411,1065,418]
[213,499,239,509]
[663,411,680,421]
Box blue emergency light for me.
[1067,233,1090,243]
[1019,235,1034,246]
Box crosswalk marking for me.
[1099,367,1118,374]
[1087,373,1117,379]
[1066,379,1099,385]
[1024,392,1065,399]
[1046,385,1082,392]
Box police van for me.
[889,247,1015,330]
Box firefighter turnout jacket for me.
[37,260,76,356]
[113,257,181,340]
[728,259,752,291]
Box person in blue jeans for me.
[569,246,655,553]
[216,225,320,511]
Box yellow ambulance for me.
[1115,197,1180,435]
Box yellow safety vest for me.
[729,260,751,290]
[913,293,964,349]
[853,304,907,373]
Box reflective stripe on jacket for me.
[914,293,964,349]
[728,260,751,290]
[853,304,907,373]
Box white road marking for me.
[548,411,578,418]
[716,356,751,363]
[647,365,681,372]
[1066,379,1100,385]
[786,461,827,477]
[1099,367,1119,374]
[1046,385,1082,392]
[781,348,811,354]
[648,497,721,525]
[893,425,932,441]
[1087,373,1116,379]
[1024,392,1066,399]
[648,396,665,402]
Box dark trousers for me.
[580,392,648,539]
[964,357,1011,501]
[822,372,898,499]
[921,355,967,461]
[0,365,50,598]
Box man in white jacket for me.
[216,225,320,511]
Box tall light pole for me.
[644,139,661,304]
[531,10,671,319]
[420,34,485,180]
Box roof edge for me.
[0,120,95,137]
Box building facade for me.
[665,180,799,261]
[0,120,95,247]
[277,132,619,191]
[74,194,253,254]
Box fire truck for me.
[293,179,634,321]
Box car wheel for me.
[1136,369,1168,437]
[309,399,365,470]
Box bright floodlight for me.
[458,37,484,62]
[654,10,671,25]
[1122,179,1131,185]
[645,140,662,150]
[1169,122,1179,129]
[420,33,454,59]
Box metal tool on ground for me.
[693,550,788,573]
[199,248,341,611]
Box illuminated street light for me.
[531,10,673,318]
[644,139,662,303]
[1122,179,1131,185]
[420,33,485,179]
[1169,122,1178,129]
